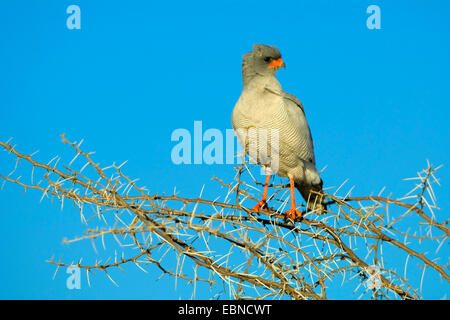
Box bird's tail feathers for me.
[295,181,327,214]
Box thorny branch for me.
[0,135,448,299]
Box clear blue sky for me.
[0,0,449,299]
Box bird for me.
[232,44,326,219]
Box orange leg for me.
[285,177,302,220]
[251,174,271,212]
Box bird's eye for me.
[263,57,272,62]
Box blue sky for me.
[0,0,449,299]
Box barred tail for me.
[295,180,327,214]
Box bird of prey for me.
[232,44,326,219]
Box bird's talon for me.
[251,200,267,212]
[285,208,302,220]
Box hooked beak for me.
[268,57,286,69]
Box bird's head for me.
[242,44,285,76]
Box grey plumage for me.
[232,44,326,214]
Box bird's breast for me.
[232,90,282,128]
[232,89,314,173]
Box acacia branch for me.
[1,135,447,300]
